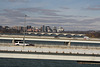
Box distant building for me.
[32,27,35,32]
[52,26,57,33]
[3,26,10,29]
[42,25,46,32]
[12,26,23,31]
[27,25,31,29]
[27,28,32,32]
[0,26,3,29]
[12,26,17,30]
[46,26,52,32]
[18,26,23,31]
[35,28,39,32]
[58,27,64,33]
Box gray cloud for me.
[0,7,87,19]
[18,7,60,16]
[23,16,100,27]
[0,9,25,18]
[0,0,29,2]
[0,8,98,25]
[81,18,100,24]
[8,0,29,2]
[86,7,100,10]
[63,15,88,18]
[85,5,100,10]
[60,7,70,9]
[95,5,100,7]
[17,7,87,17]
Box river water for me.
[0,58,100,67]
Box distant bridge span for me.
[28,32,84,36]
[0,37,100,43]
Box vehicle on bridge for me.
[15,41,34,46]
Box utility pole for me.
[68,40,71,47]
[23,15,27,47]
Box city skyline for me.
[0,0,100,31]
[0,25,64,33]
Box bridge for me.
[0,36,100,44]
[0,35,100,62]
[27,32,84,37]
[0,46,100,62]
[3,32,85,38]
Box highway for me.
[0,36,100,43]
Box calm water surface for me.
[0,58,100,67]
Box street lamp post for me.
[23,15,27,47]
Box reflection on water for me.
[0,58,100,67]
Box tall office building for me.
[27,25,31,29]
[42,25,46,32]
[46,26,52,32]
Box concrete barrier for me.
[0,46,100,55]
[0,53,100,61]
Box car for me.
[15,41,29,46]
[15,41,34,46]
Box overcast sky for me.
[0,0,100,31]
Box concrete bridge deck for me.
[0,46,100,62]
[0,37,100,43]
[0,46,100,55]
[1,34,100,41]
